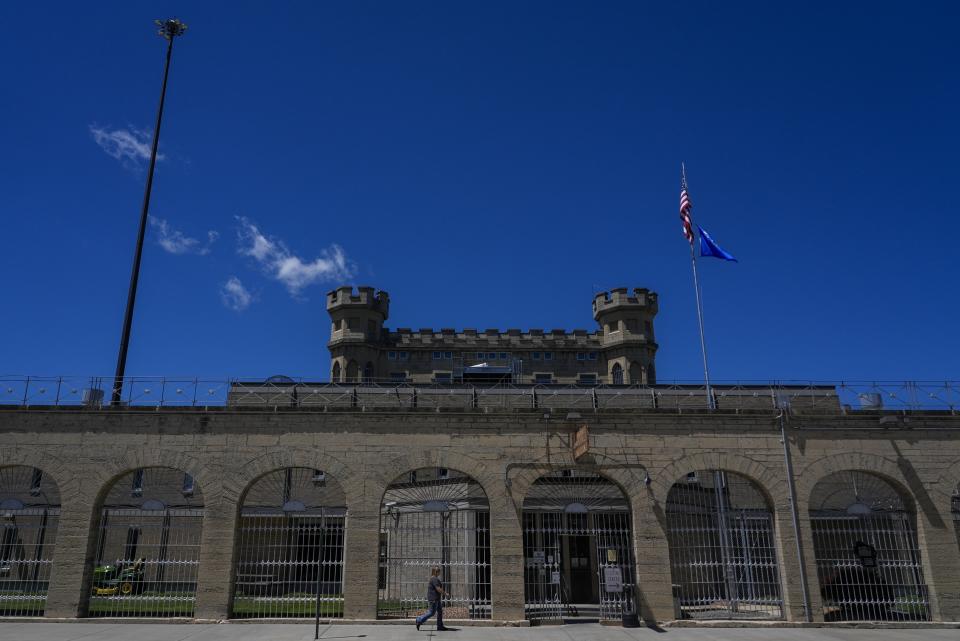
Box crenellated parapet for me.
[326,286,390,318]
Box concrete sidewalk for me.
[1,623,959,641]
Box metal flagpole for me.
[682,163,715,409]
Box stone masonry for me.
[1,403,959,624]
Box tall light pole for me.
[111,18,187,406]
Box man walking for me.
[415,565,450,631]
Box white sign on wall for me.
[551,571,561,585]
[603,567,623,593]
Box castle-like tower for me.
[327,286,658,385]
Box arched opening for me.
[629,362,644,385]
[232,468,346,619]
[611,363,624,385]
[331,361,341,382]
[345,361,359,383]
[521,470,634,622]
[665,470,783,620]
[87,468,203,617]
[363,362,374,383]
[0,466,60,616]
[377,468,490,620]
[809,470,930,621]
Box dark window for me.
[577,352,587,361]
[544,352,553,361]
[434,372,452,384]
[432,351,441,360]
[534,373,552,385]
[131,469,144,498]
[612,363,624,385]
[123,527,141,562]
[182,473,195,497]
[29,468,42,496]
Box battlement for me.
[592,287,657,320]
[385,327,608,345]
[326,285,390,318]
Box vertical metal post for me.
[111,20,186,405]
[681,164,715,409]
[779,411,811,621]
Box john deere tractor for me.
[92,558,146,596]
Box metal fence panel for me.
[666,470,783,620]
[88,508,203,617]
[810,471,930,622]
[378,469,491,620]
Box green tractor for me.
[92,558,146,597]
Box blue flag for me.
[697,225,738,262]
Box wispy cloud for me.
[149,216,219,255]
[236,216,353,297]
[221,276,253,311]
[89,125,164,168]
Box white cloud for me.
[221,276,253,311]
[236,216,353,297]
[89,125,164,167]
[149,217,219,255]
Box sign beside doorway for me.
[603,566,623,593]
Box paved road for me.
[0,623,957,641]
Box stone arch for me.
[629,362,644,385]
[227,449,357,510]
[519,466,636,621]
[0,449,81,507]
[87,465,205,617]
[377,464,491,620]
[331,361,341,382]
[0,465,62,616]
[807,468,931,622]
[231,466,348,619]
[664,468,784,620]
[652,452,784,508]
[91,449,219,508]
[506,451,650,513]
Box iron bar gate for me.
[378,468,491,620]
[0,466,60,616]
[521,471,635,622]
[232,468,346,619]
[665,470,783,620]
[810,470,930,621]
[88,468,203,617]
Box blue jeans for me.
[416,600,443,627]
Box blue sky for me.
[1,2,957,382]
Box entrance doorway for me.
[564,535,596,604]
[521,471,634,622]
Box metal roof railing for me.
[0,376,957,414]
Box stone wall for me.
[0,406,958,623]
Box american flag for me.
[679,181,694,245]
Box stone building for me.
[1,286,959,627]
[326,286,658,385]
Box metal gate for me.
[88,468,203,617]
[521,470,634,622]
[378,468,491,620]
[0,466,60,616]
[810,470,930,621]
[665,470,782,620]
[232,468,346,618]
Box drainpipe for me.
[778,408,812,622]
